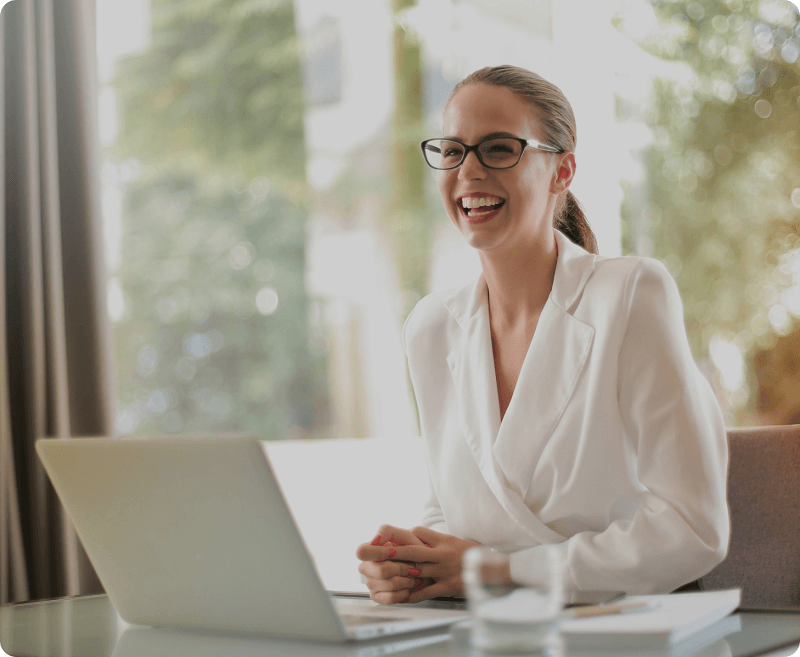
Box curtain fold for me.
[2,0,113,603]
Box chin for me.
[459,228,502,253]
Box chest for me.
[491,319,539,418]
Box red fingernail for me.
[370,535,382,546]
[424,543,432,547]
[399,597,411,604]
[383,540,398,547]
[387,549,396,558]
[408,568,421,577]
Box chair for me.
[698,426,800,607]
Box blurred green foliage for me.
[113,0,307,185]
[109,0,328,438]
[391,0,434,313]
[617,0,800,419]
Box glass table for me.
[1,594,798,657]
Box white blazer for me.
[403,230,729,594]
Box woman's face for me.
[437,83,574,256]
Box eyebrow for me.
[441,131,520,142]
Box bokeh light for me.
[256,287,279,316]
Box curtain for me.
[1,0,113,603]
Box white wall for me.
[265,437,429,592]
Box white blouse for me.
[403,229,729,594]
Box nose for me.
[458,150,488,181]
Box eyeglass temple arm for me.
[526,139,561,153]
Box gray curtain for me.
[1,0,113,603]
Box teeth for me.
[461,196,503,209]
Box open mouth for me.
[458,196,506,218]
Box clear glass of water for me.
[462,546,565,656]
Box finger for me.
[371,525,427,548]
[355,543,398,562]
[359,559,425,580]
[406,562,441,579]
[390,545,438,563]
[409,577,434,594]
[405,580,452,603]
[368,559,432,579]
[366,526,404,546]
[365,575,419,593]
[371,588,414,605]
[410,526,445,546]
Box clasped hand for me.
[355,525,480,604]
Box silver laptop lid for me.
[36,436,348,641]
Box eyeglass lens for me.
[422,138,523,169]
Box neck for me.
[479,229,558,328]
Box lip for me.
[462,205,503,224]
[455,193,506,224]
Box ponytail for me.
[555,191,598,255]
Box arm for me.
[404,301,448,534]
[356,301,467,602]
[511,260,729,594]
[420,469,447,532]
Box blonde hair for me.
[448,65,598,254]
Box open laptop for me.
[36,436,469,642]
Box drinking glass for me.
[462,546,565,655]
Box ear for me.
[550,152,576,194]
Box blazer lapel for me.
[494,232,597,503]
[444,277,572,545]
[443,231,597,545]
[445,277,501,477]
[492,300,594,501]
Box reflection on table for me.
[1,594,799,657]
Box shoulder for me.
[567,254,683,338]
[403,288,457,349]
[584,254,678,309]
[590,253,670,284]
[591,256,692,362]
[553,232,675,315]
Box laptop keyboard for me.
[341,613,408,626]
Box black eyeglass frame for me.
[420,136,562,171]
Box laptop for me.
[112,623,453,657]
[35,436,469,642]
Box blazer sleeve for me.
[420,472,447,532]
[510,259,730,594]
[403,305,448,533]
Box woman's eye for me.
[485,145,514,155]
[443,148,463,158]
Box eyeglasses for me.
[420,136,562,171]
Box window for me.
[95,0,800,592]
[97,0,800,438]
[615,0,800,425]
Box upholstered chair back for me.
[699,426,800,607]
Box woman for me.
[356,65,729,604]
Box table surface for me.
[1,594,798,657]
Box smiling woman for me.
[356,65,730,605]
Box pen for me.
[564,600,660,619]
